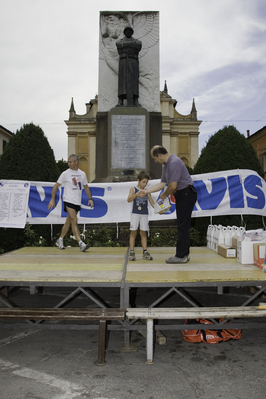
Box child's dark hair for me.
[137,171,150,181]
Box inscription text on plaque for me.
[111,115,145,170]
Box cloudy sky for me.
[1,0,265,161]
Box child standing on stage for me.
[127,171,154,261]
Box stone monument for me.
[116,26,142,107]
[96,11,162,182]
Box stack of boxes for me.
[236,232,265,268]
[207,225,266,270]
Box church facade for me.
[65,82,201,182]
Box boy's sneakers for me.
[56,238,65,250]
[142,250,153,260]
[79,242,90,252]
[128,250,153,261]
[128,251,136,261]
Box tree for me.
[192,125,265,235]
[56,158,68,174]
[193,125,264,177]
[0,123,59,181]
[0,123,60,253]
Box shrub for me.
[148,228,177,247]
[86,227,119,247]
[24,224,46,247]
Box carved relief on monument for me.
[98,11,160,113]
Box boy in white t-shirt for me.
[48,154,94,251]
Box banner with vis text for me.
[23,169,266,225]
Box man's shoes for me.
[165,255,189,264]
[142,251,153,260]
[128,251,136,261]
[56,238,65,250]
[79,242,90,252]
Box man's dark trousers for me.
[174,186,197,258]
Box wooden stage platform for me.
[1,246,266,301]
[0,247,126,285]
[1,246,266,346]
[126,247,266,284]
[0,246,265,286]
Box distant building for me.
[160,82,201,169]
[0,125,13,156]
[247,126,266,179]
[65,83,201,182]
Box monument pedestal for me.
[95,107,162,182]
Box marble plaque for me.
[111,115,145,169]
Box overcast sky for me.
[1,0,265,161]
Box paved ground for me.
[0,286,266,399]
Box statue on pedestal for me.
[116,26,142,107]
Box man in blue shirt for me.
[139,145,197,263]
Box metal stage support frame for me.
[1,247,266,348]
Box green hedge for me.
[51,225,206,248]
[0,224,207,253]
[1,213,265,253]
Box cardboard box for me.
[237,240,265,265]
[154,197,171,214]
[218,244,236,258]
[253,243,265,269]
[231,236,239,249]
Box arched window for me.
[181,157,188,166]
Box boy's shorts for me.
[130,214,149,231]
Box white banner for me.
[0,180,30,228]
[23,169,266,225]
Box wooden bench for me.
[126,306,266,364]
[0,307,125,366]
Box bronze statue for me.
[116,26,142,106]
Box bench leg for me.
[30,285,37,295]
[124,329,131,349]
[97,320,107,366]
[146,318,154,365]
